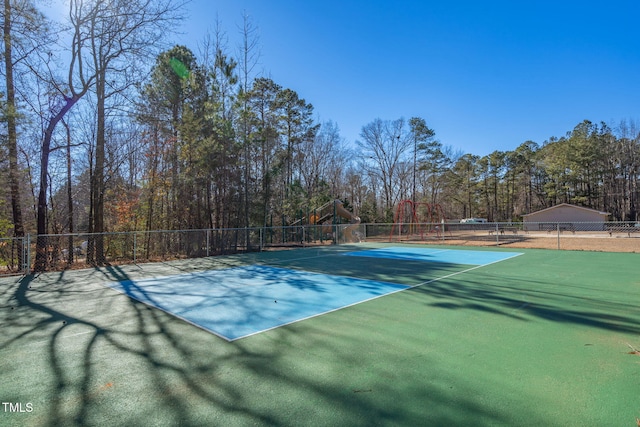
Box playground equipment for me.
[334,200,361,243]
[306,200,361,243]
[278,199,361,244]
[390,200,446,241]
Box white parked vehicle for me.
[460,218,488,224]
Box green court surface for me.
[1,243,639,426]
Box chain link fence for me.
[1,224,362,276]
[0,236,29,276]
[1,221,637,276]
[365,221,640,250]
[30,229,261,273]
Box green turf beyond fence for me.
[1,243,639,426]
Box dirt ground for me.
[383,231,640,253]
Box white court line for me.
[231,284,413,341]
[408,252,525,289]
[95,248,526,342]
[415,248,451,256]
[255,250,345,266]
[231,252,525,341]
[257,245,451,266]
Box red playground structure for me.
[390,200,446,241]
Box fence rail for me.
[1,221,638,276]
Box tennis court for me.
[1,242,639,426]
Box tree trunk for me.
[3,0,25,252]
[35,96,81,272]
[63,120,74,265]
[91,70,106,265]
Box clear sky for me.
[45,0,640,156]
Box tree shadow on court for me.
[408,271,640,335]
[3,250,637,426]
[2,269,282,425]
[0,263,558,427]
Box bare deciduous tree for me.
[357,118,413,219]
[34,0,184,271]
[2,0,52,267]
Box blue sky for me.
[47,1,640,156]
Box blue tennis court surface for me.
[343,247,522,265]
[106,265,408,341]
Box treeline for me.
[357,117,640,222]
[445,120,640,222]
[1,1,639,268]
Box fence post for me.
[557,222,560,250]
[24,234,31,275]
[133,232,137,264]
[495,223,499,245]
